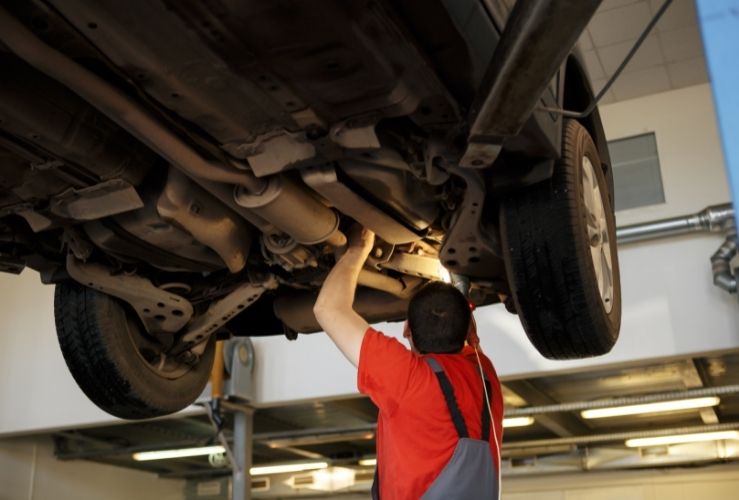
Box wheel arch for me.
[562,53,613,173]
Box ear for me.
[402,321,411,339]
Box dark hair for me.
[407,281,470,354]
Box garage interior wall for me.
[0,436,183,500]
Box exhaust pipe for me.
[234,176,346,247]
[0,7,347,251]
[274,289,408,334]
[0,6,262,190]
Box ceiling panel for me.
[588,2,653,47]
[597,34,664,75]
[658,24,705,62]
[650,0,697,32]
[610,65,672,101]
[666,57,708,88]
[583,50,606,80]
[578,0,708,104]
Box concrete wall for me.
[0,84,736,433]
[0,436,183,500]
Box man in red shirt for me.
[314,226,504,499]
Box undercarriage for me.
[0,0,620,418]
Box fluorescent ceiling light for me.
[625,430,739,448]
[581,397,721,419]
[250,461,329,476]
[133,445,225,461]
[503,416,535,428]
[267,431,374,449]
[358,457,377,466]
[134,447,328,476]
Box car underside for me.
[0,0,621,418]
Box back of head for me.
[407,281,471,354]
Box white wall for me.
[0,84,736,433]
[0,436,183,500]
[0,271,115,435]
[602,84,731,226]
[502,463,739,500]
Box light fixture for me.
[133,445,226,461]
[311,467,356,491]
[266,431,374,449]
[358,457,377,466]
[625,430,739,448]
[503,416,535,428]
[581,397,721,419]
[250,461,329,476]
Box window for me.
[607,132,665,211]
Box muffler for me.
[274,288,409,334]
[234,176,346,247]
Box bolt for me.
[189,203,201,215]
[373,247,383,258]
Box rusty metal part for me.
[66,254,193,333]
[380,252,446,281]
[181,275,278,349]
[50,180,144,221]
[301,164,421,244]
[157,168,252,273]
[439,168,500,276]
[274,288,409,334]
[340,161,439,231]
[233,175,344,246]
[233,130,317,177]
[261,234,317,271]
[357,269,421,299]
[0,7,264,190]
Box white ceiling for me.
[578,0,708,103]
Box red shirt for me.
[357,327,504,500]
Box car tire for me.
[54,281,215,419]
[499,119,621,359]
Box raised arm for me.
[313,226,374,367]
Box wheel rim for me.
[126,315,194,380]
[581,155,614,313]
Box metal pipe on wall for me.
[616,203,734,244]
[502,422,739,450]
[616,203,737,296]
[505,384,739,417]
[711,218,737,293]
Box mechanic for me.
[314,225,504,499]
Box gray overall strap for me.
[424,357,469,438]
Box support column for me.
[231,405,254,500]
